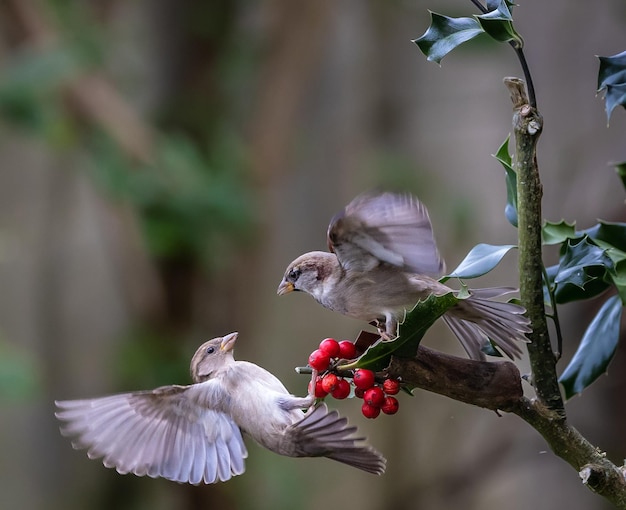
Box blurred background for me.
[1,1,625,509]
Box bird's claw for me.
[375,320,397,342]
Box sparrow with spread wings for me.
[55,333,386,484]
[277,192,530,360]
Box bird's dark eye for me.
[206,346,216,355]
[288,268,301,281]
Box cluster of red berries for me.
[307,338,400,419]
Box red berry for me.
[361,402,380,419]
[354,387,366,399]
[331,378,351,399]
[310,377,328,398]
[308,349,331,371]
[338,340,357,359]
[381,396,399,415]
[319,338,341,358]
[321,373,338,393]
[353,369,375,390]
[364,386,385,408]
[383,378,400,395]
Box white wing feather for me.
[55,380,247,485]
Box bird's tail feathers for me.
[289,404,386,475]
[443,287,531,360]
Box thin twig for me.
[512,48,537,109]
[469,0,488,14]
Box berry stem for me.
[307,368,318,410]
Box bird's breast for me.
[318,269,440,322]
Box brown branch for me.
[388,346,626,507]
[387,347,522,412]
[514,398,626,506]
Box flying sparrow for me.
[277,192,530,360]
[55,332,386,484]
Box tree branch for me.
[386,347,522,412]
[504,77,564,416]
[513,398,626,506]
[388,348,626,508]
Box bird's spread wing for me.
[283,404,386,475]
[55,381,247,485]
[327,192,444,275]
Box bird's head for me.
[190,332,238,383]
[277,251,337,300]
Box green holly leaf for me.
[348,293,458,371]
[493,135,518,227]
[598,50,626,89]
[603,83,626,122]
[443,243,517,281]
[476,0,523,46]
[597,50,626,122]
[548,237,614,303]
[559,295,623,399]
[583,220,626,253]
[542,220,578,245]
[413,13,484,64]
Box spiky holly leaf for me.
[598,50,626,90]
[542,220,577,245]
[493,135,518,227]
[442,243,517,281]
[597,50,626,122]
[584,220,626,253]
[542,223,626,304]
[559,295,623,399]
[476,0,523,46]
[547,237,614,304]
[344,292,458,371]
[578,223,626,295]
[413,13,484,64]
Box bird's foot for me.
[375,320,397,341]
[377,327,397,342]
[375,323,387,339]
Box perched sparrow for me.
[55,333,386,484]
[277,192,530,360]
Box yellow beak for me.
[277,280,295,295]
[220,332,238,351]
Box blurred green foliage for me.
[0,45,82,146]
[0,1,256,269]
[89,132,256,267]
[0,336,40,400]
[114,326,191,390]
